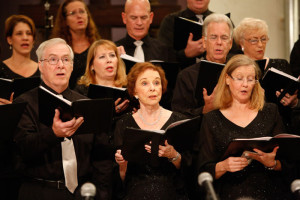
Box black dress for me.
[197,103,294,200]
[114,112,189,200]
[0,61,40,79]
[69,48,89,89]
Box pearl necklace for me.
[138,107,162,126]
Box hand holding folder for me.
[38,86,114,134]
[121,116,201,164]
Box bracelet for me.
[265,160,277,170]
[168,152,180,162]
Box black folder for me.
[87,84,128,101]
[0,102,27,142]
[0,76,41,100]
[260,67,300,101]
[195,60,225,102]
[38,86,114,134]
[174,17,202,51]
[121,116,201,164]
[222,133,300,161]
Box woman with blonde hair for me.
[197,54,293,199]
[75,39,128,114]
[234,17,297,132]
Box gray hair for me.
[202,13,233,39]
[36,38,74,61]
[233,17,269,47]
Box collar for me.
[41,82,72,99]
[183,8,212,20]
[125,34,150,46]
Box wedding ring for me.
[117,106,121,110]
[282,100,285,104]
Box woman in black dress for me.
[197,55,294,200]
[51,0,101,89]
[114,62,189,199]
[0,15,39,104]
[234,17,298,132]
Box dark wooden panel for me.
[19,3,181,39]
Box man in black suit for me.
[158,0,212,67]
[172,13,233,118]
[14,38,112,200]
[115,0,175,62]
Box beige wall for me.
[209,0,288,60]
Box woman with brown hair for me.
[0,14,39,104]
[51,0,100,89]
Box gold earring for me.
[9,45,12,50]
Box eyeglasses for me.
[245,37,269,45]
[206,35,231,42]
[41,56,73,65]
[229,75,258,85]
[66,9,87,17]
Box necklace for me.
[138,107,162,126]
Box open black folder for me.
[0,76,41,100]
[174,17,202,51]
[38,86,114,134]
[87,84,139,110]
[222,133,300,161]
[195,60,225,102]
[121,115,201,165]
[0,102,27,142]
[260,67,300,101]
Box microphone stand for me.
[44,1,53,40]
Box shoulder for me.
[261,102,279,115]
[14,87,39,108]
[268,58,289,66]
[178,63,200,78]
[115,112,133,126]
[115,37,126,46]
[69,89,88,100]
[73,84,88,96]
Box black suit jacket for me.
[14,82,113,199]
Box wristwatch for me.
[168,152,180,162]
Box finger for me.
[115,98,122,106]
[53,109,61,122]
[275,91,281,97]
[164,140,169,146]
[272,146,279,154]
[252,148,264,156]
[10,92,14,101]
[188,33,194,42]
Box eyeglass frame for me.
[66,9,87,17]
[40,56,73,66]
[228,74,258,85]
[205,34,231,43]
[244,37,269,45]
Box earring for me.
[241,46,244,51]
[135,95,138,99]
[9,45,12,50]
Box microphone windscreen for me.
[81,182,96,197]
[198,172,213,186]
[291,179,300,193]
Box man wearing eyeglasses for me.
[13,38,112,200]
[172,13,233,118]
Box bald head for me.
[122,0,153,40]
[124,0,151,13]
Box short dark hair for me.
[5,15,36,43]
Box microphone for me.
[81,182,96,200]
[198,172,218,200]
[291,179,300,200]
